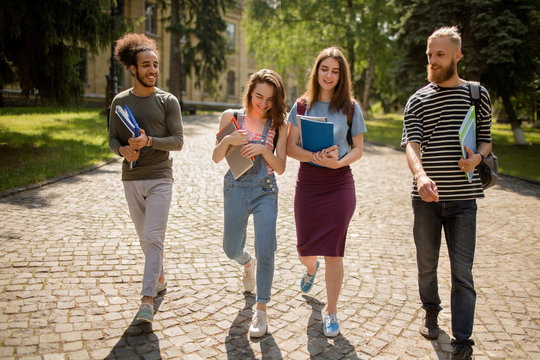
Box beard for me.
[427,59,456,84]
[135,68,158,88]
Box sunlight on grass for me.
[0,107,538,194]
[0,107,115,193]
[364,113,540,182]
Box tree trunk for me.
[346,0,355,77]
[501,94,526,145]
[169,0,181,100]
[362,56,374,117]
[361,0,382,117]
[536,94,540,128]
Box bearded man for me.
[400,26,493,360]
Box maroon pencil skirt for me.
[294,162,356,257]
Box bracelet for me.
[477,152,485,162]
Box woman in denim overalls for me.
[212,69,287,338]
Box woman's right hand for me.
[227,129,248,146]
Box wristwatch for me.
[477,152,485,162]
[146,136,152,147]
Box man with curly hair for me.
[108,33,184,323]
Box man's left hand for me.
[458,146,482,173]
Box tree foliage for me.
[165,0,237,98]
[244,0,397,111]
[0,0,126,106]
[394,0,540,143]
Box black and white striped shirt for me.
[401,83,492,201]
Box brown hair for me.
[114,33,159,68]
[242,69,287,130]
[301,46,354,116]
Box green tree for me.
[0,0,126,106]
[394,0,540,144]
[244,0,397,113]
[166,0,237,101]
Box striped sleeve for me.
[477,86,493,144]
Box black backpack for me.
[469,81,499,189]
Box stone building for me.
[2,1,298,110]
[91,1,257,111]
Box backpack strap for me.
[273,125,279,152]
[468,81,482,143]
[346,101,355,146]
[297,98,307,115]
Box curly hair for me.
[114,33,159,69]
[242,69,287,130]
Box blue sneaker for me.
[323,313,339,337]
[300,260,320,293]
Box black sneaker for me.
[419,307,440,340]
[452,342,473,360]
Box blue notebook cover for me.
[300,118,334,153]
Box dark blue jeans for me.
[412,199,477,344]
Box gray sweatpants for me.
[123,178,173,297]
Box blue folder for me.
[300,118,334,153]
[115,105,140,169]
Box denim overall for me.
[222,111,278,304]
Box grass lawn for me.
[0,107,538,195]
[0,107,115,194]
[364,113,540,182]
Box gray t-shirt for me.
[108,88,184,181]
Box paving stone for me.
[0,114,538,359]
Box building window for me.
[145,3,158,35]
[76,48,88,84]
[227,71,235,97]
[116,63,125,88]
[227,23,236,49]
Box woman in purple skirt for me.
[286,46,367,337]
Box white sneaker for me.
[249,309,268,338]
[243,258,256,292]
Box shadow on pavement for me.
[0,164,119,207]
[431,330,452,360]
[225,292,283,359]
[493,176,540,199]
[303,294,359,359]
[104,294,165,359]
